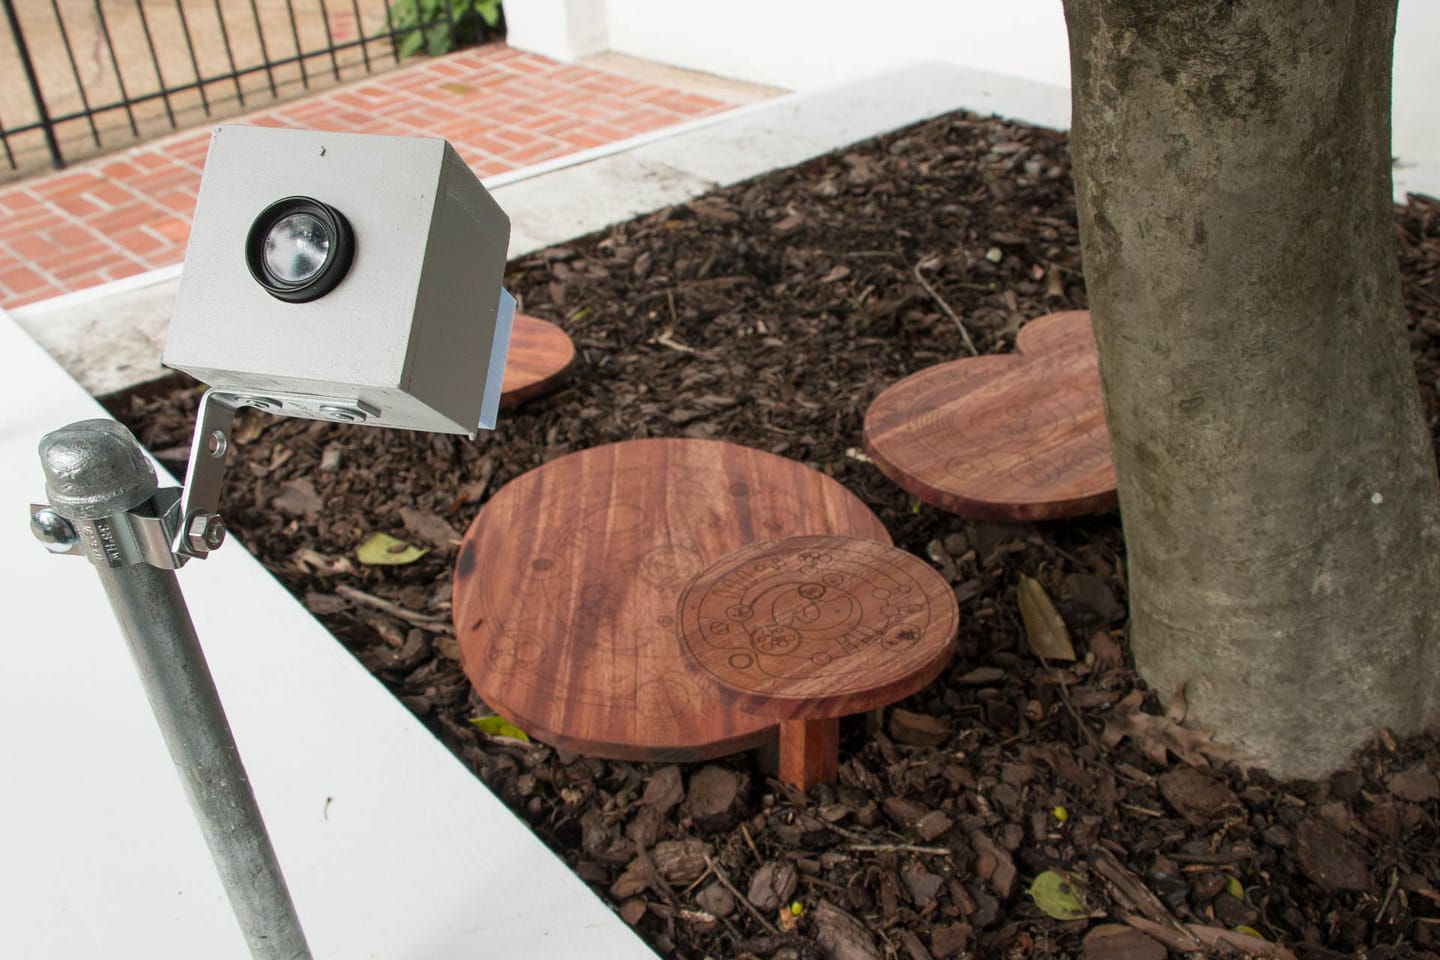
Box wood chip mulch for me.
[114,111,1440,960]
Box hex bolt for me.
[31,506,78,553]
[187,512,227,553]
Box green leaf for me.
[386,0,497,58]
[474,0,502,26]
[1028,870,1098,921]
[388,0,418,25]
[1225,875,1244,899]
[356,531,429,565]
[470,715,530,741]
[425,22,453,56]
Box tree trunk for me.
[1062,0,1440,778]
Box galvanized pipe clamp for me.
[32,417,311,960]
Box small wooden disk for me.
[678,536,958,721]
[499,313,576,407]
[863,310,1116,521]
[678,535,958,789]
[453,439,889,762]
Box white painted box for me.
[165,125,513,436]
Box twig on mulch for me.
[1037,652,1108,755]
[636,846,681,942]
[705,855,781,936]
[1167,849,1255,865]
[846,843,953,856]
[1089,848,1200,949]
[334,584,451,627]
[740,822,763,862]
[913,256,979,356]
[650,331,702,354]
[1376,868,1400,923]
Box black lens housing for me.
[245,196,355,303]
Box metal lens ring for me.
[245,196,355,303]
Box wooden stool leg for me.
[778,717,840,791]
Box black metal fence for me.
[0,0,502,178]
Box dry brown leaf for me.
[1018,575,1077,661]
[271,477,323,518]
[1182,923,1297,960]
[1099,686,1235,767]
[400,506,462,552]
[231,409,268,445]
[1166,684,1188,725]
[1089,630,1126,669]
[294,548,353,576]
[1120,914,1299,957]
[618,898,646,925]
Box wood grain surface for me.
[677,535,958,722]
[779,718,841,792]
[862,310,1116,521]
[452,439,890,761]
[499,313,576,408]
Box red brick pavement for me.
[0,45,732,311]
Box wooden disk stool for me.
[678,535,959,790]
[452,440,889,761]
[499,313,576,407]
[863,310,1116,520]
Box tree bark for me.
[1062,0,1440,778]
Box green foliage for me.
[355,531,428,565]
[388,0,502,58]
[469,715,529,741]
[1028,870,1099,921]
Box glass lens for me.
[263,212,331,284]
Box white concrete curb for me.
[0,310,658,958]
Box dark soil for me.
[114,111,1440,960]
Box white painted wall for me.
[502,0,609,61]
[1393,1,1440,192]
[602,0,1072,91]
[507,0,1440,189]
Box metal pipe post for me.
[37,420,311,960]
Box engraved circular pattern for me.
[862,310,1117,521]
[453,439,890,761]
[678,535,959,720]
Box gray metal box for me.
[164,125,513,436]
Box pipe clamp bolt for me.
[187,513,227,553]
[31,506,78,553]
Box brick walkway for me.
[0,45,734,311]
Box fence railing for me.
[0,0,502,178]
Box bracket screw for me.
[187,513,227,553]
[319,405,365,423]
[31,507,78,553]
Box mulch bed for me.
[114,111,1440,959]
